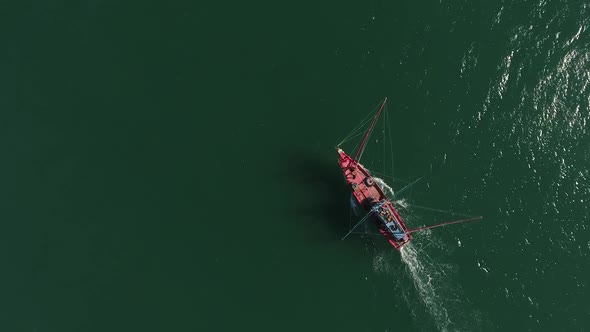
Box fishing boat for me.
[336,98,482,250]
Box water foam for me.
[399,243,451,331]
[372,235,484,331]
[374,177,395,198]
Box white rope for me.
[390,177,423,200]
[336,101,382,147]
[337,114,375,146]
[369,170,413,184]
[404,204,473,218]
[386,104,395,187]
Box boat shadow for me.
[282,148,362,244]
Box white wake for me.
[399,243,452,331]
[374,177,395,198]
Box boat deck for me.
[337,148,411,249]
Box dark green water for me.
[2,0,589,331]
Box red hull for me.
[337,148,411,250]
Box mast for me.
[353,97,388,163]
[407,216,483,234]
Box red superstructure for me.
[336,98,411,250]
[336,98,483,250]
[337,148,411,249]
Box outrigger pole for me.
[407,216,484,234]
[353,97,388,164]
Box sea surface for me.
[2,0,589,331]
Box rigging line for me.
[342,201,383,240]
[338,121,374,147]
[348,128,373,142]
[382,103,386,177]
[338,115,375,146]
[340,129,371,146]
[408,216,484,233]
[342,210,374,241]
[342,104,379,140]
[338,119,368,147]
[350,142,360,161]
[350,232,386,237]
[383,103,387,175]
[369,170,413,184]
[404,204,473,217]
[380,108,388,184]
[355,98,388,163]
[386,104,395,188]
[390,177,423,200]
[369,170,394,180]
[348,194,354,230]
[337,101,382,146]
